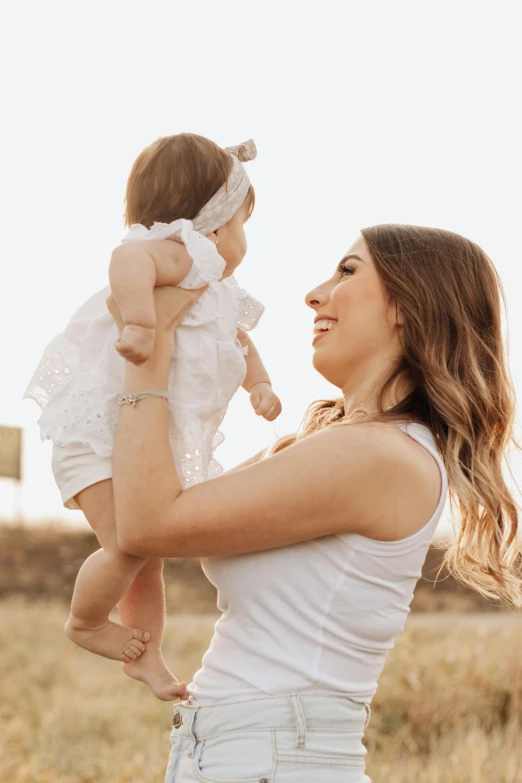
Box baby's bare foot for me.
[122,649,189,701]
[65,615,150,662]
[115,324,155,365]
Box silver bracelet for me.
[118,390,169,407]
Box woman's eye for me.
[338,264,356,278]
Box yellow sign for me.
[0,426,22,480]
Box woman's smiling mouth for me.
[312,318,338,345]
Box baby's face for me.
[214,197,251,277]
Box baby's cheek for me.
[236,237,247,265]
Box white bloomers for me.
[25,219,264,509]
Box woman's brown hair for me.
[124,132,253,228]
[267,225,522,607]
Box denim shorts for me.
[165,693,372,783]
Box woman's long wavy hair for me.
[266,225,522,608]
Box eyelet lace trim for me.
[24,222,263,482]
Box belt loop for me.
[288,695,306,748]
[184,702,199,758]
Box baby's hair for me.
[124,132,254,229]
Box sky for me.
[1,0,521,532]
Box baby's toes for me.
[122,646,139,662]
[128,640,146,655]
[133,629,150,644]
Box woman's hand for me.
[107,284,208,335]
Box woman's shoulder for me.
[311,420,443,541]
[333,418,441,479]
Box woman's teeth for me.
[313,319,338,335]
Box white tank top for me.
[188,421,448,705]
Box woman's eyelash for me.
[338,263,356,278]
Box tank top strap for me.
[394,421,446,474]
[393,419,448,536]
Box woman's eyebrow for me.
[340,253,365,263]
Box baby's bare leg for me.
[118,558,189,701]
[65,479,150,662]
[68,479,188,700]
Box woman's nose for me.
[305,285,329,310]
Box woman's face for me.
[305,235,403,391]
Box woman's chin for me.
[311,352,340,388]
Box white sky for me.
[1,0,521,530]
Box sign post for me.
[0,425,23,522]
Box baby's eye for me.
[338,263,356,278]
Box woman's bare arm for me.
[222,448,267,473]
[111,292,441,559]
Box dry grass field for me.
[0,523,511,613]
[1,600,521,783]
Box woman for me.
[108,224,521,783]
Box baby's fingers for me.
[263,399,283,422]
[254,396,279,418]
[252,395,271,416]
[250,388,262,409]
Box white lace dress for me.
[24,219,264,507]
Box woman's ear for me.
[395,303,405,326]
[207,231,219,246]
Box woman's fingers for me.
[153,285,208,330]
[107,285,209,335]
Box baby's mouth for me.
[313,319,338,336]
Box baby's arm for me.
[109,239,194,365]
[238,329,282,422]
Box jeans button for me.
[260,779,269,783]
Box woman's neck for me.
[342,366,413,418]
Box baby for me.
[24,133,281,700]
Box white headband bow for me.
[192,139,256,235]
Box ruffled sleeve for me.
[122,219,226,289]
[236,284,265,331]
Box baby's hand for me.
[116,324,156,365]
[250,383,282,422]
[107,286,207,366]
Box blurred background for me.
[1,1,521,781]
